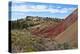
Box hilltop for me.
[10,16,63,30]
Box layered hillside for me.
[32,9,78,38]
[11,9,78,52]
[55,20,78,48]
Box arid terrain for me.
[10,9,78,53]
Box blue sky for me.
[9,2,78,20]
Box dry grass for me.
[55,21,78,49]
[11,28,75,53]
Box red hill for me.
[32,9,78,38]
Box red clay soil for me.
[32,9,78,38]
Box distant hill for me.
[10,16,63,30]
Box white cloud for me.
[12,5,48,12]
[49,7,76,13]
[48,8,67,13]
[30,5,48,10]
[12,4,76,14]
[12,5,27,12]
